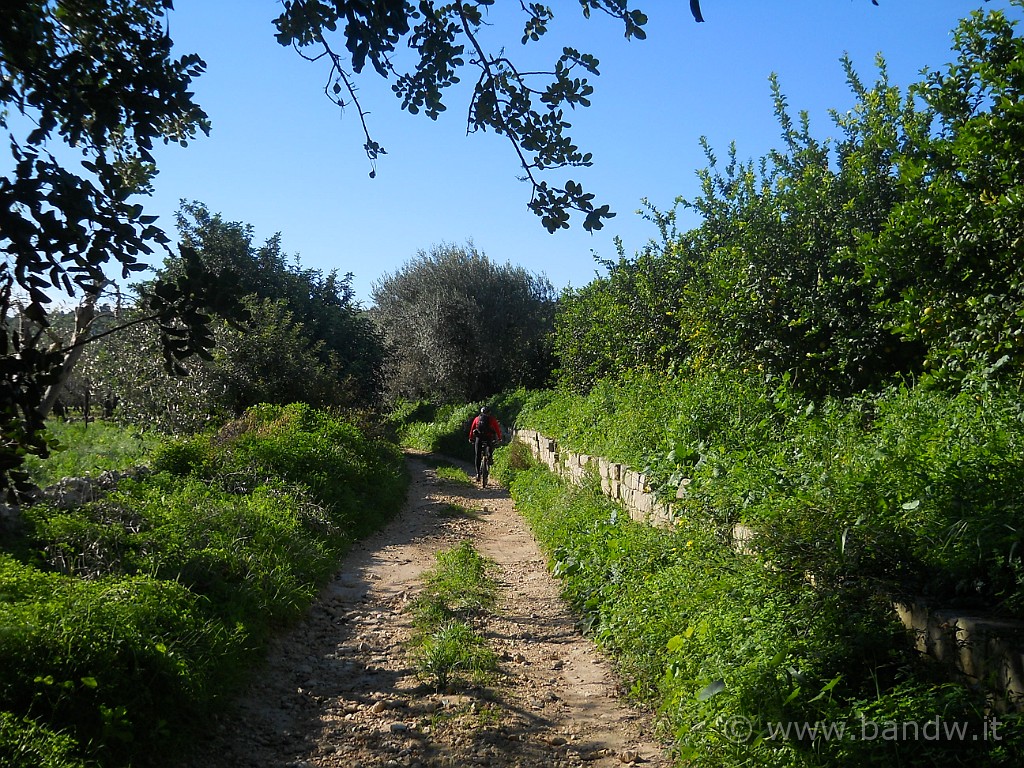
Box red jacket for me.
[469,414,502,441]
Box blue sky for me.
[141,1,1023,304]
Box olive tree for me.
[371,242,555,402]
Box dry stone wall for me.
[513,428,1024,709]
[515,429,675,528]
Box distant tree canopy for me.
[555,3,1024,398]
[371,243,556,403]
[68,203,388,432]
[169,201,387,407]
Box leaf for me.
[697,680,725,700]
[809,674,842,702]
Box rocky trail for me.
[172,452,671,768]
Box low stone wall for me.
[0,467,150,535]
[516,429,675,527]
[513,428,1024,709]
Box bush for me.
[0,554,240,766]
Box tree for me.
[371,242,555,402]
[79,296,359,432]
[858,2,1024,388]
[554,244,692,392]
[0,1,254,500]
[166,202,387,407]
[273,0,652,233]
[70,203,389,428]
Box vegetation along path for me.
[172,451,669,768]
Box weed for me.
[435,465,473,485]
[413,620,498,690]
[408,542,500,691]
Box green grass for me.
[434,464,473,485]
[23,420,164,487]
[408,542,499,690]
[413,620,498,691]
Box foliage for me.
[388,389,530,461]
[554,4,1024,398]
[554,246,690,392]
[413,619,498,692]
[1,403,408,766]
[273,0,655,232]
[556,51,932,398]
[858,3,1024,387]
[0,555,241,767]
[408,542,499,690]
[413,541,497,622]
[434,465,474,485]
[372,242,556,404]
[167,202,387,407]
[517,371,1024,618]
[70,203,389,432]
[0,1,246,501]
[0,711,89,768]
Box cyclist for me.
[468,406,503,481]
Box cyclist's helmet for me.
[480,406,490,414]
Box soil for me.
[170,451,672,768]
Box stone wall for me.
[513,428,1024,709]
[515,429,675,527]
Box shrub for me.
[0,554,240,766]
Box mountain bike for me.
[479,440,494,487]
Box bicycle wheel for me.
[481,445,490,487]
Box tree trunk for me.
[38,290,100,420]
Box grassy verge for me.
[503,459,1022,766]
[516,372,1024,621]
[1,404,408,767]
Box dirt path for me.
[172,452,671,768]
